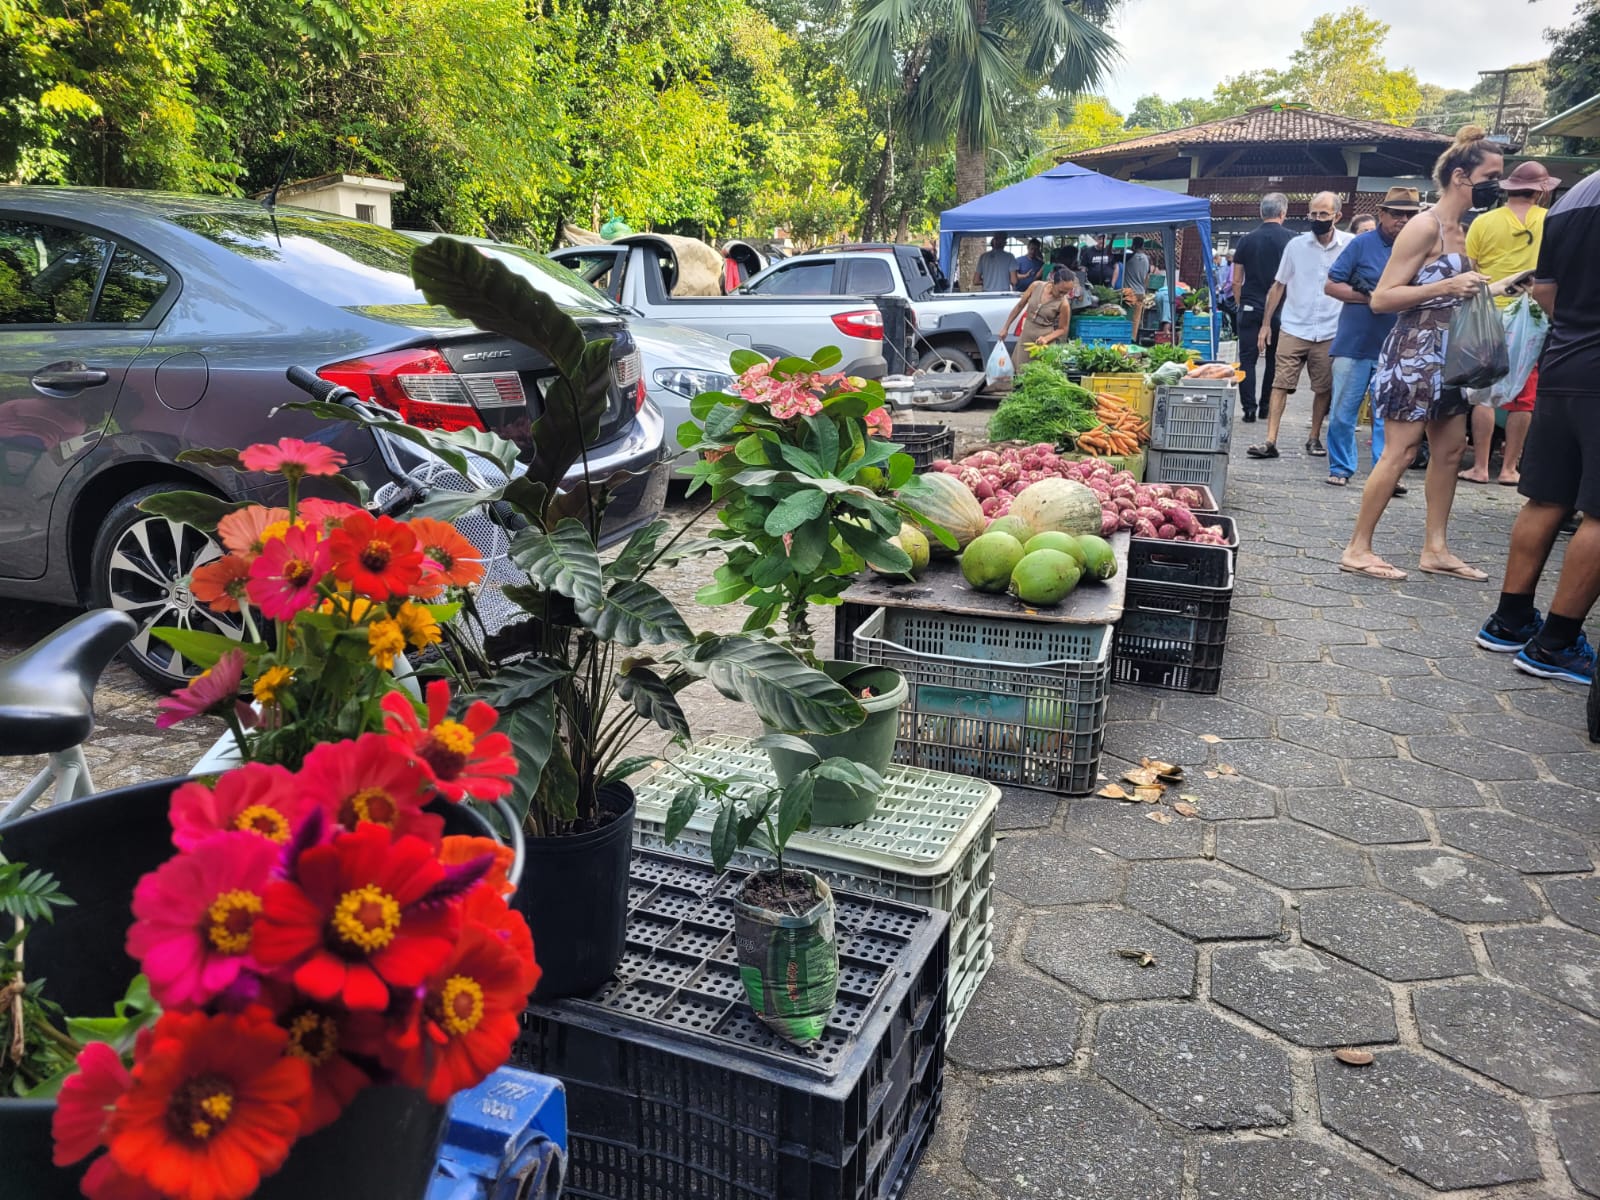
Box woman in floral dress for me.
[1341,127,1508,582]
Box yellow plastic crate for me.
[1086,372,1154,421]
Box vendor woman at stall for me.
[1003,267,1081,347]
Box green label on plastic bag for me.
[734,888,839,1047]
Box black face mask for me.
[1471,180,1501,210]
[1309,218,1335,236]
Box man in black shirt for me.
[1475,167,1600,689]
[1085,235,1115,288]
[1231,193,1296,421]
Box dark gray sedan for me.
[0,189,667,687]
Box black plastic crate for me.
[1128,531,1234,589]
[513,850,949,1200]
[1113,567,1234,695]
[1131,514,1238,570]
[882,423,956,471]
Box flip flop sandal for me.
[1456,473,1488,484]
[1326,476,1348,486]
[1339,561,1408,581]
[1419,564,1490,582]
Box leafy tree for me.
[1543,0,1600,151]
[1125,95,1178,131]
[1281,8,1421,121]
[1048,96,1136,155]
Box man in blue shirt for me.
[1322,188,1419,487]
[1012,239,1045,289]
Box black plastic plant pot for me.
[731,869,839,1047]
[0,777,495,1198]
[512,781,636,1001]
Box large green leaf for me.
[729,349,767,374]
[510,517,604,610]
[691,389,740,421]
[136,490,251,531]
[617,664,691,738]
[709,800,737,871]
[149,628,258,671]
[763,489,826,537]
[836,518,912,573]
[603,520,669,581]
[663,784,700,843]
[473,656,567,709]
[175,447,244,470]
[692,636,865,734]
[586,579,693,646]
[527,343,609,495]
[776,774,814,848]
[503,692,561,823]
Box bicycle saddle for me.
[0,609,137,755]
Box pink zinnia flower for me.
[239,437,346,478]
[381,680,517,803]
[298,733,445,844]
[246,525,330,620]
[864,404,893,438]
[299,497,363,530]
[52,1042,131,1166]
[126,832,280,1009]
[169,762,305,851]
[218,506,290,559]
[155,650,255,731]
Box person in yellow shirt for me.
[1460,160,1560,484]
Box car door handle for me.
[32,363,109,390]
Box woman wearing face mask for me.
[1341,125,1509,582]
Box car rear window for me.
[173,212,609,313]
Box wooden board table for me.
[832,531,1129,658]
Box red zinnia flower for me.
[127,833,280,1009]
[104,1009,310,1200]
[251,824,460,1011]
[239,437,345,479]
[328,511,425,601]
[170,762,305,851]
[461,885,540,994]
[82,1155,166,1200]
[217,506,289,560]
[383,919,533,1103]
[407,517,485,598]
[273,1000,372,1135]
[298,733,444,845]
[156,650,256,732]
[246,525,330,621]
[190,555,251,614]
[53,1042,132,1166]
[381,680,517,803]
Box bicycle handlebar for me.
[285,365,360,406]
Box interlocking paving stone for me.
[1436,809,1594,874]
[1063,801,1205,860]
[1181,777,1278,820]
[992,894,1023,953]
[1194,1139,1412,1200]
[1094,1005,1292,1129]
[1221,654,1272,682]
[1273,661,1388,695]
[994,835,1122,905]
[1300,890,1475,980]
[1406,734,1540,781]
[1025,908,1197,1001]
[1326,645,1433,676]
[1272,618,1370,646]
[1123,861,1282,940]
[1413,980,1600,1097]
[1314,1051,1542,1189]
[1211,944,1398,1046]
[1483,924,1600,1018]
[1152,696,1274,740]
[1277,718,1399,760]
[1371,849,1541,922]
[1507,685,1594,730]
[1457,711,1593,755]
[904,1172,998,1200]
[1322,606,1418,631]
[1105,688,1158,723]
[962,1078,1185,1200]
[1233,596,1307,621]
[1552,1098,1600,1198]
[1211,739,1345,787]
[1342,757,1482,807]
[1229,681,1331,717]
[1387,673,1506,712]
[1333,695,1457,736]
[1215,821,1368,889]
[1433,653,1546,689]
[1496,779,1600,834]
[993,790,1060,830]
[1228,633,1324,663]
[1266,585,1357,609]
[1545,751,1600,792]
[1098,721,1212,765]
[1286,788,1429,844]
[1376,629,1450,657]
[1546,877,1600,935]
[947,963,1083,1071]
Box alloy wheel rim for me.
[106,515,244,682]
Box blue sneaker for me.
[1515,633,1597,685]
[1476,608,1543,653]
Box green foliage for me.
[0,853,79,1096]
[988,366,1098,443]
[1545,0,1600,153]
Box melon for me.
[905,472,986,556]
[1010,549,1081,606]
[1010,478,1102,537]
[1024,531,1087,568]
[1074,534,1119,581]
[961,531,1026,593]
[987,514,1035,542]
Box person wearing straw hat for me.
[1459,159,1561,485]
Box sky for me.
[1099,0,1584,114]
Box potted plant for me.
[300,238,869,1000]
[675,351,952,824]
[659,736,883,1046]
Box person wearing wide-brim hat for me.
[1322,186,1423,490]
[1457,160,1562,486]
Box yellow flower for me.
[258,518,306,545]
[253,665,293,705]
[367,618,406,671]
[321,594,376,624]
[396,602,441,651]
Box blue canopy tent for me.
[938,161,1219,358]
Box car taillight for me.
[832,309,884,340]
[636,378,647,412]
[317,349,524,433]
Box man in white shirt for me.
[1247,192,1353,460]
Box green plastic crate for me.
[630,735,998,1038]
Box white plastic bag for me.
[985,340,1015,385]
[1466,295,1548,407]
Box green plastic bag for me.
[733,872,838,1046]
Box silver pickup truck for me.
[740,243,1018,378]
[549,235,889,378]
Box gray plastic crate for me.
[1147,447,1229,505]
[853,608,1112,796]
[1151,383,1234,453]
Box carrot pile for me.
[1075,393,1150,458]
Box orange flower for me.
[104,1009,310,1200]
[440,836,515,898]
[217,507,289,560]
[408,517,484,597]
[190,554,251,613]
[328,511,425,601]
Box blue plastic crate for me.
[1071,316,1133,345]
[1180,315,1215,353]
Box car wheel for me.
[917,345,978,374]
[88,483,245,690]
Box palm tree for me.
[833,0,1122,232]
